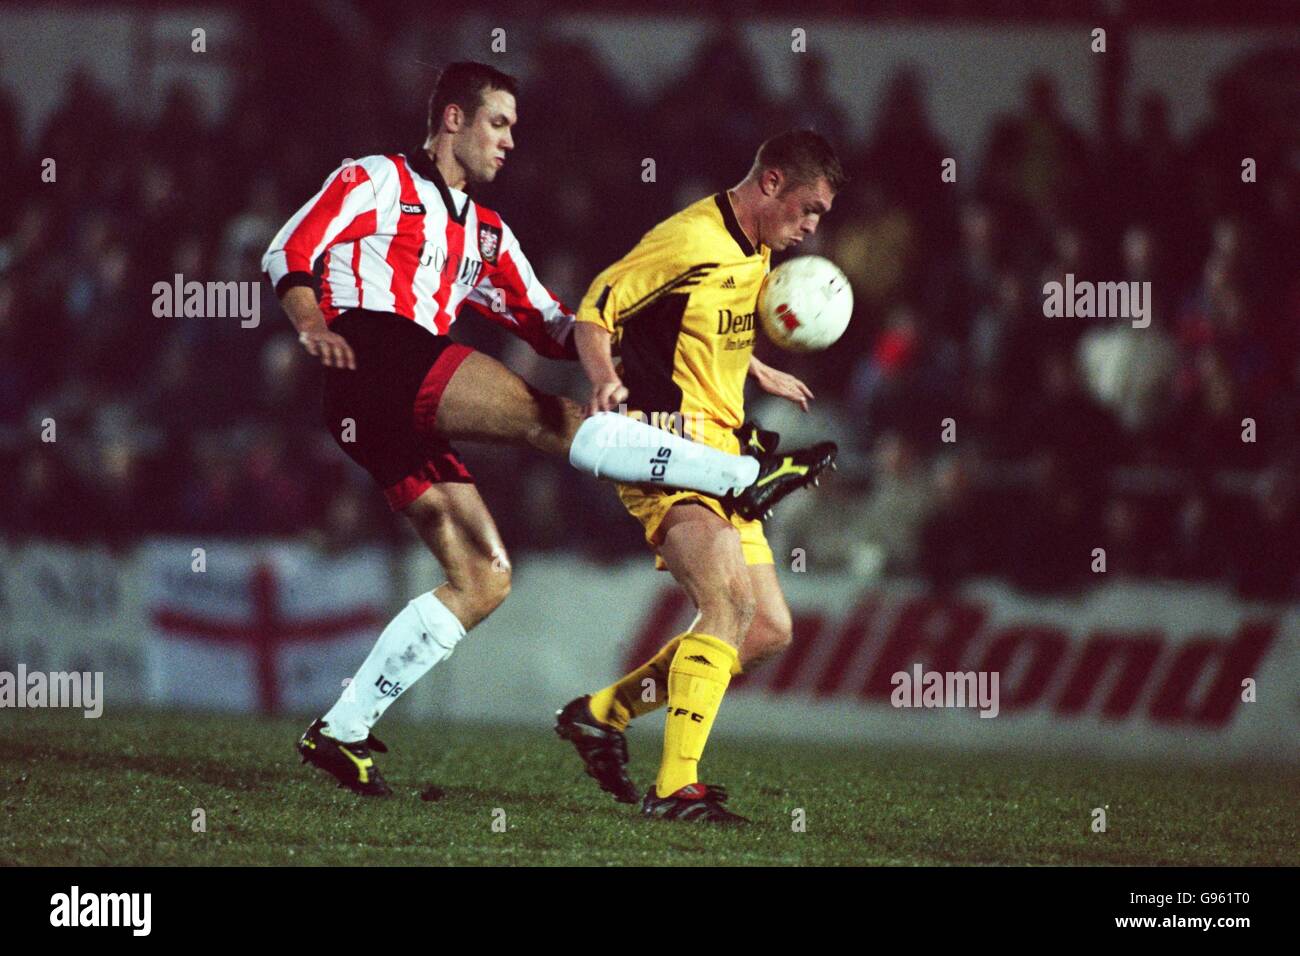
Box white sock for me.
[321,591,467,742]
[568,412,760,496]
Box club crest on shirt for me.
[477,223,502,265]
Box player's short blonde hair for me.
[752,130,847,194]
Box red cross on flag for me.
[144,543,387,714]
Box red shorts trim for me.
[412,343,474,437]
[378,343,475,510]
[382,451,473,511]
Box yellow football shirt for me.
[576,192,770,449]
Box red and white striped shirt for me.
[262,152,574,359]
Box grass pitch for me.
[1,710,1294,866]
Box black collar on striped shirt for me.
[407,150,469,225]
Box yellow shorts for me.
[613,419,773,570]
[616,485,774,570]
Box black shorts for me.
[322,309,475,510]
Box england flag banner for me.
[143,541,388,713]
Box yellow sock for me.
[588,634,683,732]
[656,632,738,797]
[588,634,745,732]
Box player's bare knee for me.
[729,580,758,634]
[701,571,755,638]
[745,609,793,667]
[487,559,512,607]
[473,553,512,615]
[767,602,794,650]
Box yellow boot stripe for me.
[756,457,809,488]
[334,745,373,784]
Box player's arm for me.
[573,229,693,415]
[280,286,355,370]
[574,322,628,415]
[461,223,577,360]
[748,354,813,412]
[261,157,383,370]
[574,259,637,415]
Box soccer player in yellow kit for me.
[556,131,844,823]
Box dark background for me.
[0,1,1297,599]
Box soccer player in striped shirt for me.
[265,62,833,795]
[555,131,843,823]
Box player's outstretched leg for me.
[298,483,510,795]
[558,562,792,805]
[430,350,830,510]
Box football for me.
[757,255,853,352]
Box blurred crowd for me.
[1,13,1297,598]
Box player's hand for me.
[751,361,813,411]
[298,328,356,370]
[587,379,629,416]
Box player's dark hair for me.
[753,130,847,194]
[427,62,518,136]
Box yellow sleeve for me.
[575,261,622,333]
[576,222,701,333]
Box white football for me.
[757,255,853,352]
